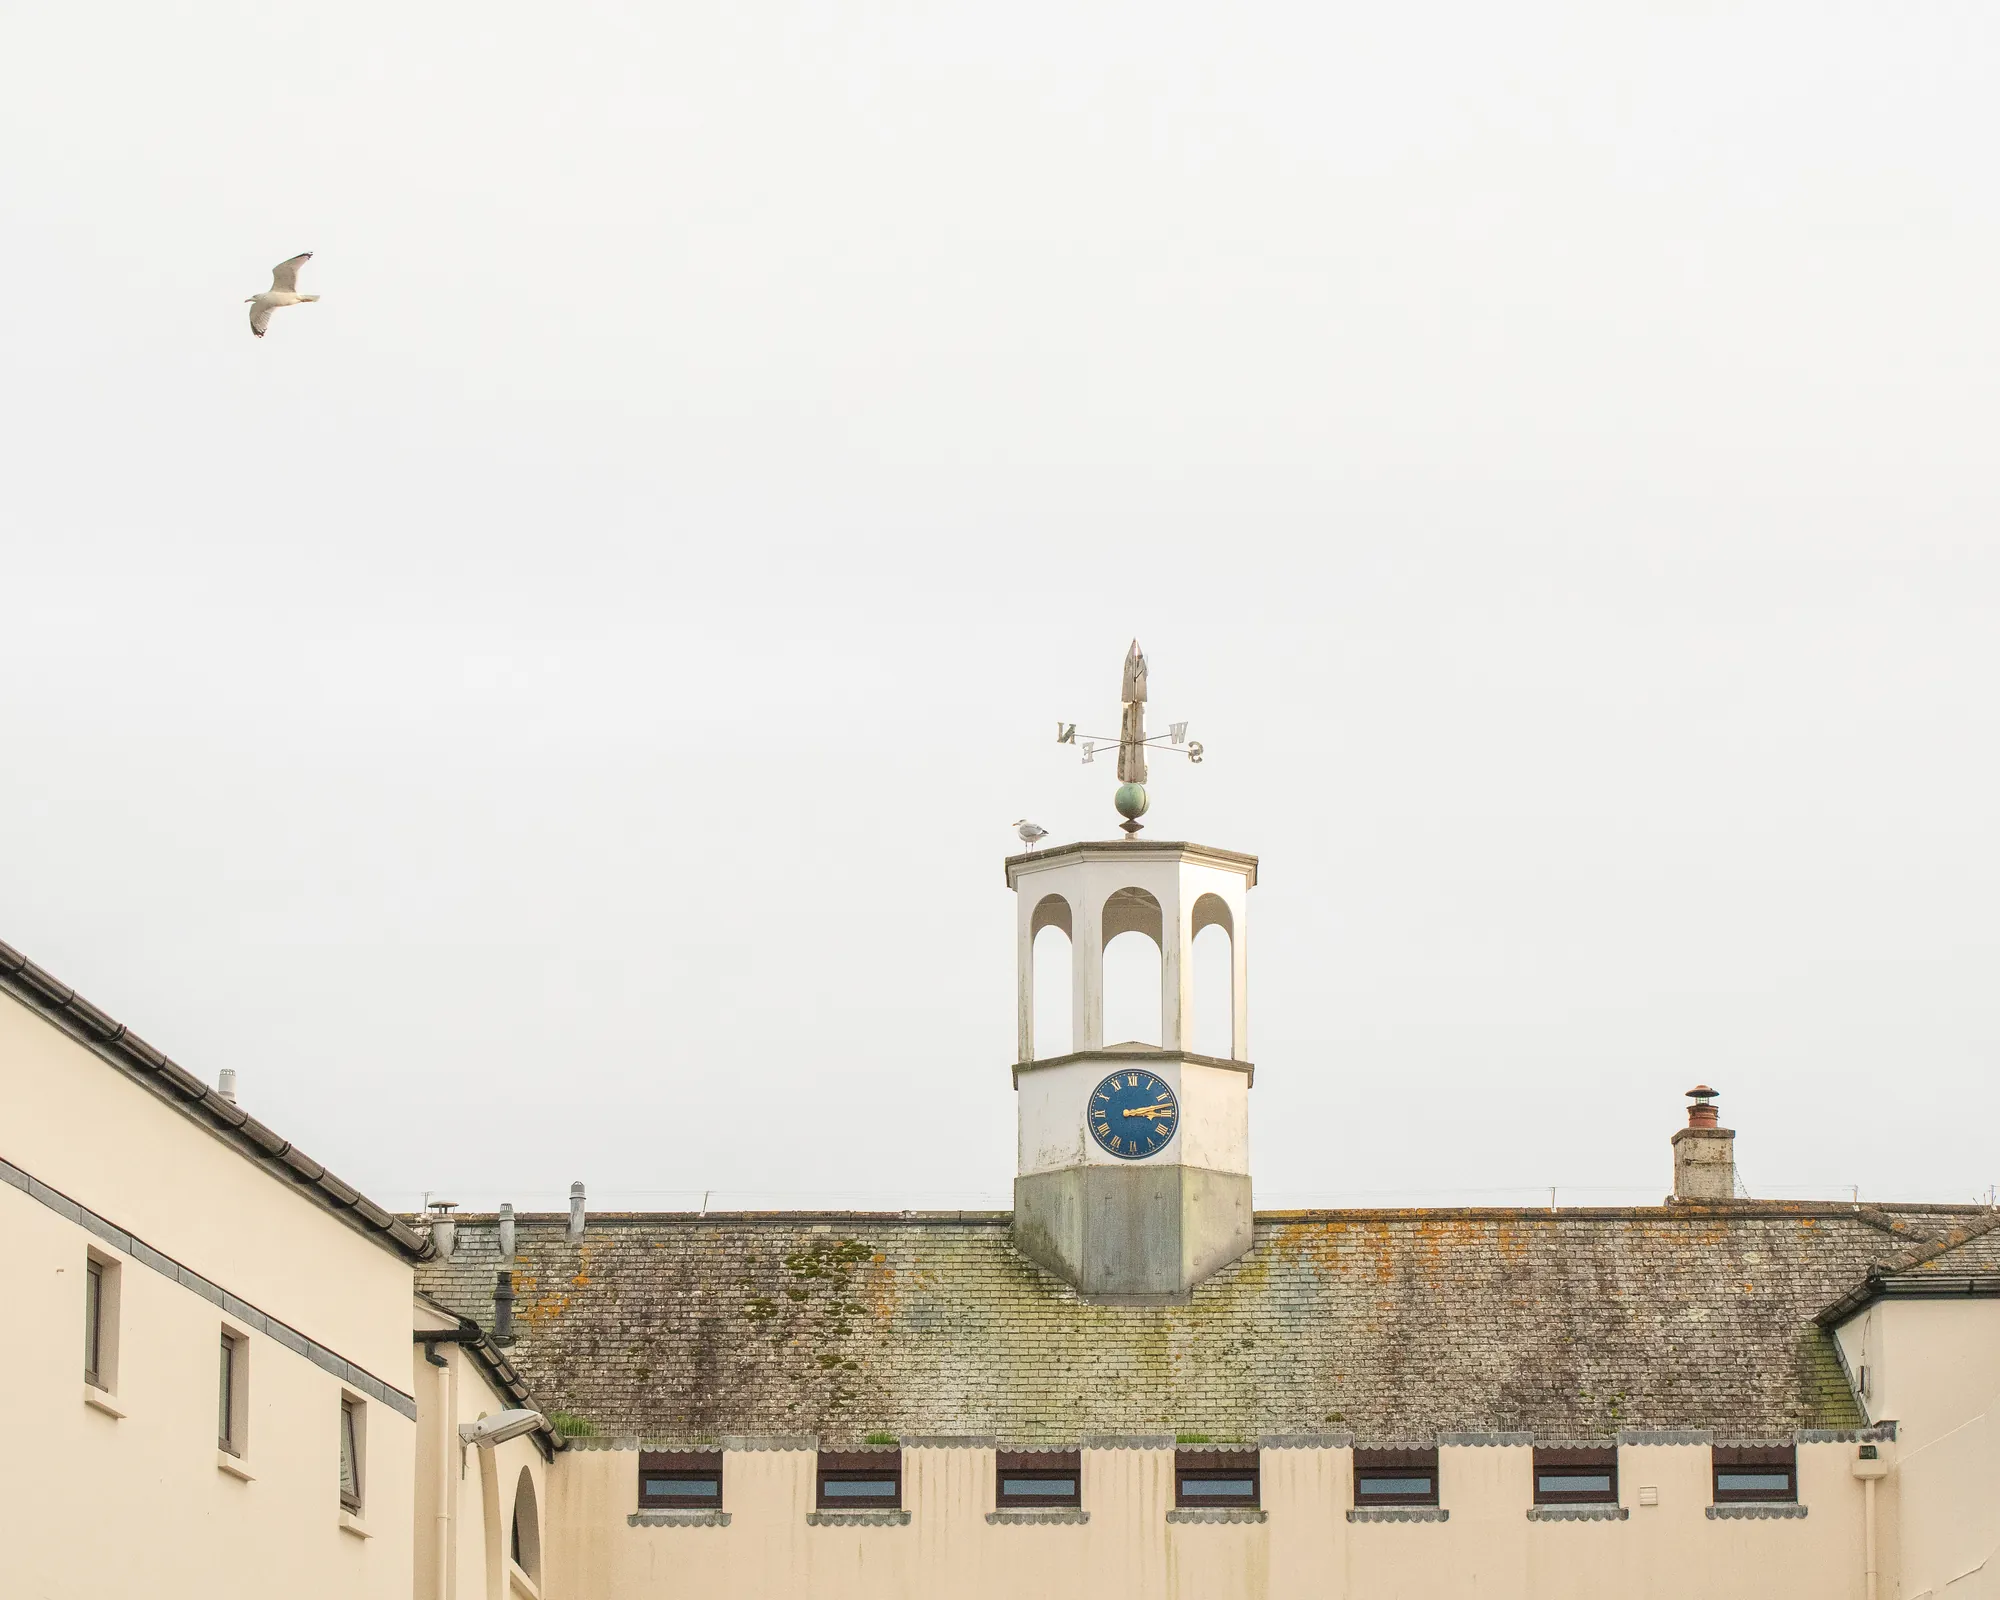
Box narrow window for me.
[1534,1445,1616,1505]
[83,1252,119,1391]
[639,1451,724,1509]
[84,1258,106,1387]
[1174,1449,1260,1509]
[218,1330,247,1455]
[816,1450,902,1510]
[997,1449,1081,1509]
[339,1397,365,1513]
[511,1467,542,1581]
[1353,1446,1439,1508]
[1713,1444,1796,1504]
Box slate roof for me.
[1815,1210,2000,1325]
[414,1202,1988,1447]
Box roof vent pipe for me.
[498,1202,515,1260]
[217,1068,238,1105]
[493,1270,515,1345]
[568,1181,586,1243]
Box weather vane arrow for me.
[1054,640,1204,836]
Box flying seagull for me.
[1013,819,1049,848]
[246,253,318,339]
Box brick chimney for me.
[1671,1085,1735,1200]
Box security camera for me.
[458,1409,546,1448]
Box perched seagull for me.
[1013,819,1049,849]
[245,253,318,338]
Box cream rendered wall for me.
[1,1180,414,1600]
[541,1438,1880,1600]
[1838,1298,2000,1599]
[412,1307,554,1600]
[0,994,414,1380]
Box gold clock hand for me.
[1121,1106,1176,1119]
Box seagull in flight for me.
[1013,819,1049,849]
[245,253,318,338]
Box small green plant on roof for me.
[864,1432,899,1446]
[1176,1433,1212,1444]
[548,1412,597,1439]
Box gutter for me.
[1817,1270,2000,1328]
[415,1319,558,1460]
[0,937,431,1262]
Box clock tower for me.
[1006,646,1257,1302]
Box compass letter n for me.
[1056,724,1076,744]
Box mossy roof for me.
[414,1203,1976,1447]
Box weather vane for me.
[1055,640,1204,836]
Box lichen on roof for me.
[414,1204,1976,1447]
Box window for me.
[1175,1449,1260,1509]
[1353,1447,1439,1508]
[997,1450,1081,1509]
[339,1396,365,1513]
[83,1252,119,1391]
[639,1451,723,1509]
[218,1330,248,1455]
[511,1468,542,1582]
[816,1450,902,1510]
[1534,1446,1617,1505]
[1713,1444,1796,1504]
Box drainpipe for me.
[436,1344,456,1600]
[1864,1476,1878,1600]
[1855,1443,1888,1600]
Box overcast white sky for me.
[3,3,1996,1215]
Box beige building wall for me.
[1837,1297,2000,1599]
[412,1300,554,1600]
[0,989,418,1600]
[545,1436,1885,1600]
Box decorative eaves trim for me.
[1440,1432,1532,1448]
[989,1510,1089,1525]
[903,1436,998,1448]
[3,1152,416,1419]
[1348,1507,1448,1524]
[628,1511,730,1528]
[1167,1508,1268,1524]
[0,940,430,1262]
[1527,1506,1629,1522]
[1798,1423,1897,1443]
[1707,1504,1808,1520]
[806,1511,910,1527]
[1618,1430,1713,1446]
[1082,1434,1175,1450]
[1259,1433,1355,1450]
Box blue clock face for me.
[1088,1069,1180,1160]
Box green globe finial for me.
[1114,782,1149,836]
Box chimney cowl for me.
[216,1068,238,1105]
[1685,1085,1720,1128]
[567,1181,586,1243]
[498,1201,516,1260]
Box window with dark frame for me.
[996,1450,1082,1509]
[1533,1446,1617,1506]
[638,1451,724,1509]
[218,1331,243,1454]
[1353,1446,1440,1508]
[84,1258,106,1388]
[1713,1444,1797,1504]
[816,1449,902,1510]
[1174,1449,1260,1509]
[339,1397,364,1513]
